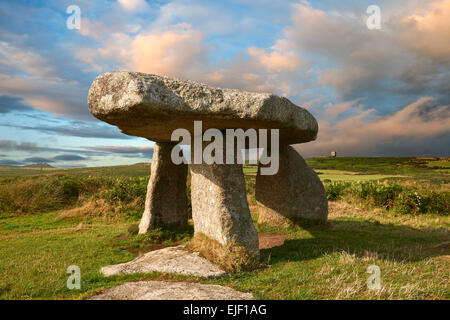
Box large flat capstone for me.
[90,281,254,300]
[88,71,318,144]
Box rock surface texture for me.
[100,245,226,278]
[256,146,328,223]
[139,142,188,233]
[90,281,254,300]
[88,71,318,145]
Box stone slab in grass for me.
[100,245,226,278]
[90,280,254,300]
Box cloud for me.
[77,10,304,96]
[77,19,210,80]
[0,140,103,155]
[53,154,86,161]
[131,23,207,78]
[301,97,323,110]
[118,0,150,12]
[0,74,91,119]
[283,1,450,103]
[23,157,54,163]
[76,5,305,98]
[83,146,154,158]
[0,41,55,78]
[0,120,133,140]
[0,140,42,152]
[0,159,23,166]
[0,95,33,113]
[154,1,248,36]
[247,41,302,73]
[323,99,363,119]
[201,50,306,96]
[299,97,450,157]
[397,0,450,63]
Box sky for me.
[0,0,449,167]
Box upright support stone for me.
[138,142,188,234]
[190,159,259,269]
[256,145,328,224]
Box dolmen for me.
[88,71,327,269]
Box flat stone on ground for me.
[90,281,254,300]
[100,245,226,278]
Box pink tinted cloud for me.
[323,99,362,118]
[0,74,89,119]
[131,24,206,78]
[247,43,302,73]
[284,0,450,98]
[118,0,149,12]
[398,0,450,63]
[299,97,450,156]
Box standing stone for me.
[139,142,188,234]
[256,145,328,224]
[190,155,259,267]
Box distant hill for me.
[22,163,54,168]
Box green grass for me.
[242,165,258,175]
[0,203,448,299]
[306,157,450,184]
[315,169,407,182]
[0,157,448,300]
[0,163,151,178]
[218,208,450,299]
[425,160,450,168]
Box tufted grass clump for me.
[140,224,194,244]
[127,223,140,235]
[186,233,260,272]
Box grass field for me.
[0,163,151,178]
[315,169,408,182]
[0,157,448,300]
[307,157,450,184]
